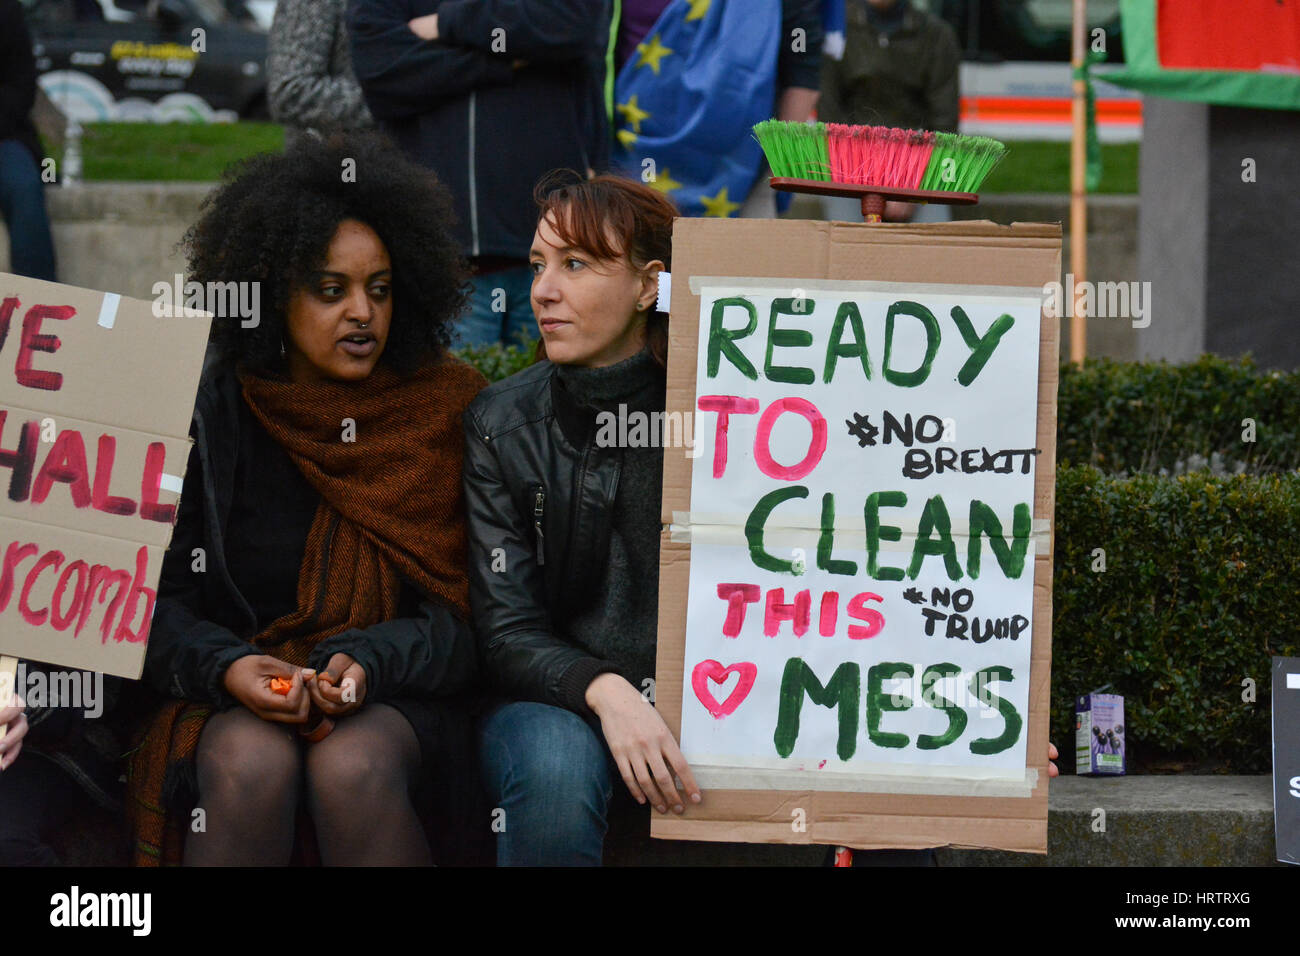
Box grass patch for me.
[60,124,1138,195]
[980,140,1138,194]
[63,122,284,181]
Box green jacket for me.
[819,0,960,132]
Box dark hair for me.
[531,170,676,367]
[186,130,467,376]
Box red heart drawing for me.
[692,660,758,718]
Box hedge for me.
[1053,465,1300,772]
[1057,355,1300,475]
[453,341,536,384]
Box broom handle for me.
[0,656,18,738]
[860,192,885,224]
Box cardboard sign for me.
[1273,656,1300,865]
[654,218,1061,852]
[0,274,210,680]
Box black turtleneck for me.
[555,349,666,696]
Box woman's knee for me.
[194,709,300,809]
[303,707,417,807]
[479,702,611,803]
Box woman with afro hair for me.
[126,130,489,866]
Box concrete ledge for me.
[607,775,1276,866]
[940,775,1278,867]
[52,775,1278,866]
[44,181,215,224]
[2,182,213,302]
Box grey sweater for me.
[267,0,373,150]
[556,350,666,694]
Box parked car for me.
[23,0,268,122]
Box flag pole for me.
[1070,0,1089,364]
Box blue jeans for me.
[455,264,537,348]
[478,701,615,866]
[479,700,940,867]
[0,140,57,281]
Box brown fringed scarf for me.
[127,358,487,865]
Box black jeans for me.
[0,751,82,866]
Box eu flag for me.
[611,0,782,218]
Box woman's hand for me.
[223,655,312,724]
[408,13,438,40]
[1048,741,1060,778]
[0,693,27,771]
[585,673,702,814]
[307,653,367,717]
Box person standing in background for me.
[610,0,823,220]
[819,0,960,222]
[0,0,57,282]
[347,0,611,349]
[268,0,374,150]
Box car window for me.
[23,0,78,25]
[187,0,230,23]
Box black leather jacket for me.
[463,360,643,717]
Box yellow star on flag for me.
[646,167,683,194]
[616,128,639,149]
[699,186,741,217]
[636,33,673,74]
[615,95,651,133]
[685,0,711,22]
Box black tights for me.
[185,703,430,866]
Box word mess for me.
[773,657,1024,760]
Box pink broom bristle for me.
[826,125,935,189]
[826,124,858,183]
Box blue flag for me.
[611,0,782,218]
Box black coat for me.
[463,359,662,719]
[346,0,610,261]
[144,362,489,863]
[0,0,44,165]
[146,363,479,710]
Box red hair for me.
[531,171,676,367]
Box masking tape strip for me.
[686,275,1046,301]
[159,473,184,494]
[656,270,672,313]
[686,763,1039,798]
[97,293,120,330]
[669,510,1051,550]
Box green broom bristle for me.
[753,120,830,181]
[919,133,1007,192]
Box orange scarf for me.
[126,358,486,865]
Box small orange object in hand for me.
[269,677,293,696]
